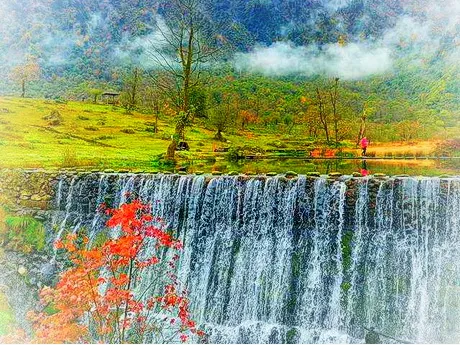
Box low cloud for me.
[234,41,392,80]
[234,0,460,80]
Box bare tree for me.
[315,87,330,142]
[356,105,368,146]
[141,84,164,133]
[121,67,142,112]
[329,77,340,147]
[147,0,225,158]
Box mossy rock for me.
[352,172,363,177]
[91,169,100,173]
[374,173,387,178]
[395,174,409,177]
[212,171,223,175]
[245,171,256,175]
[306,171,321,177]
[329,172,342,177]
[285,171,298,178]
[286,328,300,344]
[178,171,187,175]
[103,169,115,173]
[118,169,130,173]
[195,171,204,175]
[439,174,452,178]
[134,170,145,174]
[227,171,239,176]
[266,172,277,176]
[163,171,172,175]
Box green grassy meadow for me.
[1,96,455,175]
[0,97,334,170]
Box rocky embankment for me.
[0,249,58,336]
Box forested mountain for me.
[0,0,458,141]
[1,0,457,78]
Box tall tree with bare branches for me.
[315,87,330,142]
[147,0,225,158]
[329,77,340,147]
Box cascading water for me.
[49,173,460,343]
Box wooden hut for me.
[102,91,120,105]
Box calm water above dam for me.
[191,158,460,177]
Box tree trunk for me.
[214,130,224,141]
[316,87,329,142]
[21,80,25,98]
[155,112,159,134]
[166,139,177,160]
[329,78,339,147]
[356,109,367,146]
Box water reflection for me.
[189,158,459,176]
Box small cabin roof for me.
[102,91,120,96]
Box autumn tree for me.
[10,58,40,98]
[21,201,204,344]
[315,87,330,142]
[88,88,103,103]
[148,0,225,158]
[238,110,258,130]
[356,104,370,146]
[141,84,166,134]
[208,91,238,141]
[121,67,143,112]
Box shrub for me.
[212,162,227,172]
[19,201,205,343]
[43,110,63,126]
[84,126,99,131]
[0,211,45,253]
[95,135,114,140]
[121,128,136,134]
[384,151,393,158]
[365,151,376,157]
[435,139,460,157]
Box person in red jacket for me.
[360,137,369,156]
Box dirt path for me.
[348,140,438,157]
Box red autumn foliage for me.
[6,200,204,344]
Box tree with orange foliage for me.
[16,201,203,344]
[10,57,40,98]
[239,109,259,131]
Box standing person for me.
[360,136,369,156]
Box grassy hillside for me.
[0,97,453,172]
[0,97,319,170]
[0,97,183,169]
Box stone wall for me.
[0,169,393,209]
[0,169,58,211]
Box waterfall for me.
[49,173,460,343]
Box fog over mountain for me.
[0,0,458,81]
